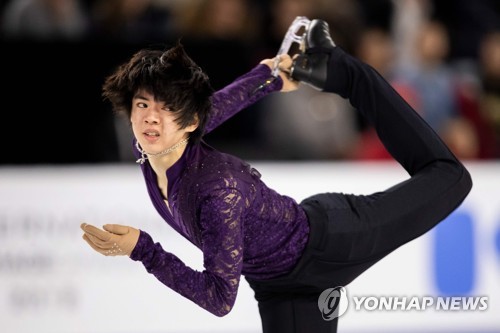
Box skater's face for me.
[130,90,198,155]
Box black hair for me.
[102,40,213,143]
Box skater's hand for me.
[261,54,299,92]
[81,223,140,257]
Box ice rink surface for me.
[0,161,499,333]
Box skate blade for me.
[272,16,310,77]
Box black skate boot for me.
[290,19,336,91]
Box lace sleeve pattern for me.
[204,64,283,134]
[130,185,245,317]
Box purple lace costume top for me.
[129,64,310,316]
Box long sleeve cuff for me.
[129,230,153,261]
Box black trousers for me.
[246,47,472,333]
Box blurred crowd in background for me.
[1,0,499,164]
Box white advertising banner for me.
[0,162,498,333]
